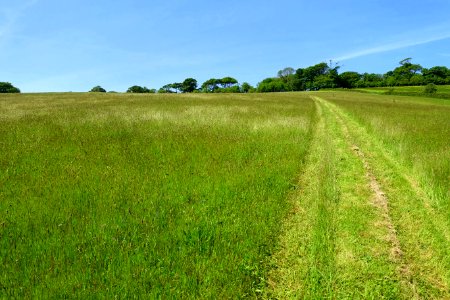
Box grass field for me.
[353,84,450,98]
[324,92,450,214]
[0,93,315,298]
[1,91,449,298]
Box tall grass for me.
[0,93,315,298]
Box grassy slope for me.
[268,92,449,298]
[0,92,315,298]
[322,92,449,219]
[323,92,449,297]
[2,91,448,298]
[352,85,450,99]
[323,94,449,297]
[268,95,403,299]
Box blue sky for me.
[1,0,450,92]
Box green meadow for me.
[1,91,449,298]
[0,93,315,298]
[353,84,450,98]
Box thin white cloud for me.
[333,32,450,61]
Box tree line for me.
[88,77,254,94]
[2,58,449,94]
[89,58,450,94]
[257,58,450,92]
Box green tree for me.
[361,73,384,87]
[277,67,296,91]
[0,82,20,93]
[201,78,221,92]
[160,84,176,93]
[240,82,254,93]
[384,75,397,87]
[326,60,340,87]
[297,61,340,90]
[313,75,336,89]
[277,67,295,79]
[409,74,424,85]
[89,86,106,93]
[422,66,450,84]
[126,85,152,93]
[181,78,198,93]
[220,77,238,89]
[392,58,423,85]
[220,85,241,93]
[338,72,361,88]
[293,68,307,90]
[171,83,183,93]
[301,62,329,89]
[257,77,287,92]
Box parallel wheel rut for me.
[267,95,449,299]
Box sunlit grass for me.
[0,92,315,298]
[268,98,403,299]
[2,91,448,298]
[318,92,450,297]
[353,85,450,98]
[322,91,450,228]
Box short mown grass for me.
[322,92,450,218]
[267,93,449,298]
[321,92,450,297]
[0,92,315,298]
[267,97,403,299]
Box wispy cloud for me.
[332,31,450,61]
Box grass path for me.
[266,95,449,298]
[319,96,449,297]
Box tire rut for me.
[314,95,450,244]
[312,96,420,298]
[350,144,404,262]
[268,96,448,298]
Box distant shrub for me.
[89,86,106,93]
[424,83,437,94]
[0,82,20,93]
[127,85,153,93]
[240,82,255,93]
